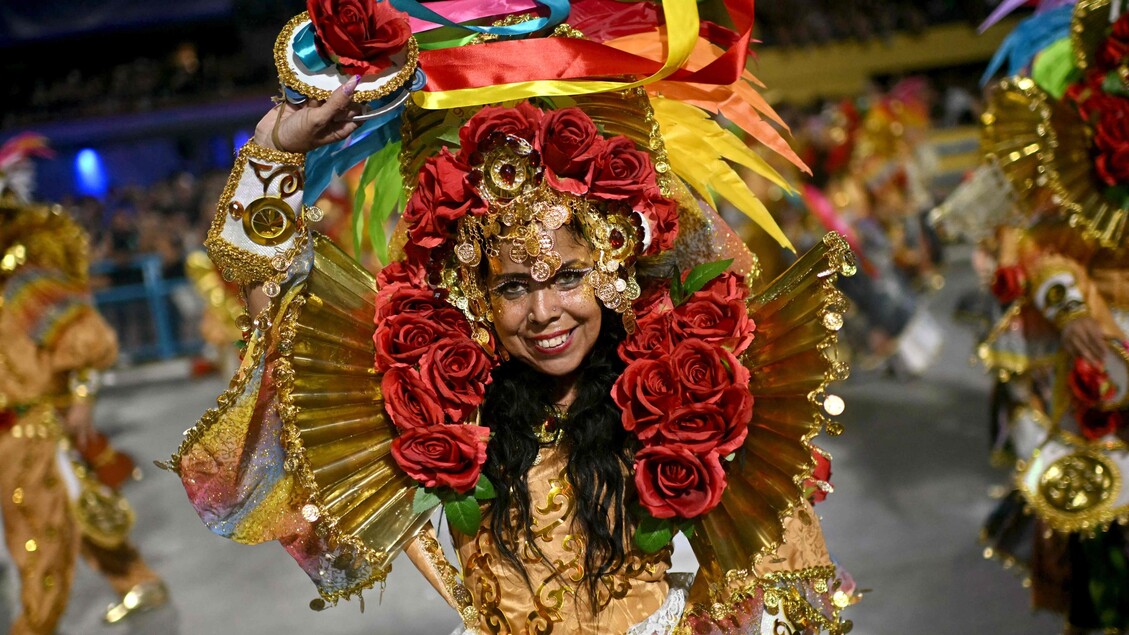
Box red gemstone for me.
[499,164,516,183]
[610,229,625,249]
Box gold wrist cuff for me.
[241,139,306,167]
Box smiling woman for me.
[487,228,603,383]
[168,1,861,633]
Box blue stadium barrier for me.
[91,254,201,362]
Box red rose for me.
[618,310,673,364]
[635,189,679,253]
[538,107,605,196]
[589,136,658,203]
[403,148,485,249]
[1091,95,1129,187]
[634,284,674,318]
[457,103,544,165]
[672,292,754,355]
[634,445,726,519]
[374,312,451,371]
[653,386,751,454]
[307,0,411,75]
[419,337,495,421]
[382,366,446,429]
[391,424,490,492]
[990,265,1026,305]
[374,284,448,323]
[669,339,748,403]
[699,272,748,304]
[377,259,427,289]
[612,358,682,437]
[1069,356,1116,407]
[1096,15,1129,71]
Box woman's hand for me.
[1062,316,1106,364]
[254,75,364,154]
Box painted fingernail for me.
[344,75,360,97]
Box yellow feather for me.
[651,97,794,251]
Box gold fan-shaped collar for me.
[981,77,1128,249]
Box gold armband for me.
[204,140,317,294]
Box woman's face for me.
[486,227,603,379]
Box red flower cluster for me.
[307,0,411,75]
[374,262,497,493]
[402,103,680,258]
[1064,14,1129,189]
[1068,355,1126,441]
[614,273,756,520]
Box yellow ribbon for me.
[411,0,699,110]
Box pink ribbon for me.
[409,0,542,33]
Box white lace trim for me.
[626,572,694,635]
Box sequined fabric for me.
[452,445,671,634]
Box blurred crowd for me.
[1,0,296,128]
[64,171,227,282]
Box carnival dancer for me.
[0,134,168,634]
[167,1,859,632]
[964,1,1129,632]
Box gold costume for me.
[0,201,161,635]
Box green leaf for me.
[444,495,483,535]
[724,452,736,462]
[678,259,735,303]
[355,140,403,266]
[669,272,686,306]
[474,475,497,501]
[411,487,441,515]
[680,523,695,539]
[633,513,674,554]
[437,127,462,145]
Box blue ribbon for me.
[292,22,332,73]
[981,5,1074,86]
[303,96,406,205]
[388,0,570,35]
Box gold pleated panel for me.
[982,77,1128,249]
[690,232,854,581]
[1071,0,1112,72]
[280,234,431,572]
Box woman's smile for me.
[527,327,575,354]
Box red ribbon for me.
[417,0,755,93]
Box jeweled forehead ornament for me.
[451,130,643,328]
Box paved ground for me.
[1,250,1064,635]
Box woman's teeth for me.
[536,332,570,349]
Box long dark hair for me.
[479,306,631,606]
